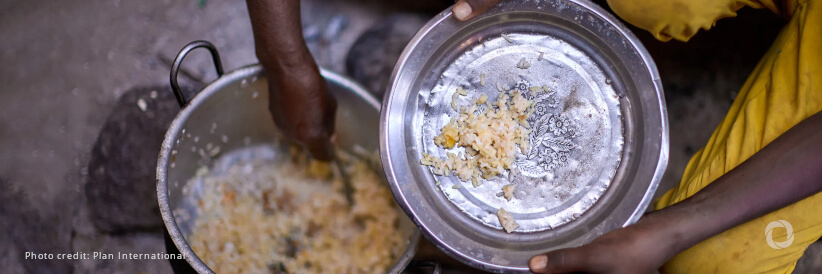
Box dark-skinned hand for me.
[264,58,336,161]
[528,217,671,274]
[247,0,337,161]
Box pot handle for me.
[170,40,224,107]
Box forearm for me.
[246,0,314,70]
[646,111,822,258]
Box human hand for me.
[247,0,337,161]
[452,0,503,21]
[528,218,673,274]
[264,59,337,161]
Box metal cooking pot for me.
[157,41,421,273]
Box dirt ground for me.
[0,0,819,273]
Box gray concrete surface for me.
[0,0,818,273]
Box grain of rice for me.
[456,86,468,96]
[497,208,519,233]
[451,92,459,111]
[480,73,486,86]
[516,58,530,69]
[137,98,147,112]
[502,184,515,201]
[208,146,221,157]
[476,94,488,105]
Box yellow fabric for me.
[607,0,783,42]
[607,0,822,273]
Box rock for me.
[345,13,428,99]
[85,86,193,233]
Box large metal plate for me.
[381,0,668,272]
[421,32,624,232]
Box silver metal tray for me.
[380,0,668,272]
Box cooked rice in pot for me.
[188,151,405,273]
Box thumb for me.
[529,248,593,273]
[452,0,503,21]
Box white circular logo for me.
[765,220,794,249]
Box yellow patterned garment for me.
[606,0,822,273]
